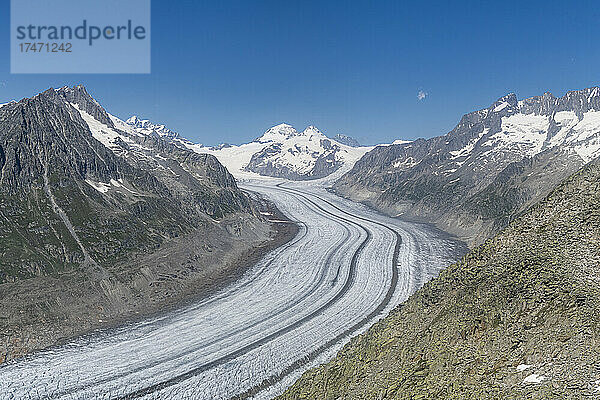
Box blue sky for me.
[1,0,599,146]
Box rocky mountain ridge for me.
[332,133,361,147]
[335,86,600,245]
[125,115,197,148]
[0,86,282,362]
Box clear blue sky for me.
[1,0,599,146]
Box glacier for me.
[0,179,463,399]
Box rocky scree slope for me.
[335,87,600,246]
[0,86,276,363]
[281,160,600,400]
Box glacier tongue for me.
[0,180,464,400]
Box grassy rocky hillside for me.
[0,86,293,363]
[281,161,600,399]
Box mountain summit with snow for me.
[125,115,197,148]
[245,124,354,180]
[186,123,374,181]
[254,123,299,143]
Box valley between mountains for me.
[0,86,463,399]
[1,85,600,399]
[0,181,461,399]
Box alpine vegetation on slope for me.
[0,86,281,362]
[281,161,600,400]
[335,87,600,245]
[184,123,373,180]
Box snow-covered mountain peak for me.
[586,87,600,99]
[256,123,299,143]
[125,115,179,140]
[491,93,518,113]
[301,125,326,138]
[255,123,331,143]
[188,122,374,181]
[126,115,146,127]
[495,93,517,104]
[271,122,295,130]
[255,123,330,142]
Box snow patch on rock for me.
[85,179,111,193]
[494,102,510,112]
[486,114,550,156]
[523,374,546,384]
[516,364,532,372]
[450,128,489,158]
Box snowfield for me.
[0,180,463,399]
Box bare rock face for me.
[334,87,600,246]
[332,133,361,147]
[55,84,115,127]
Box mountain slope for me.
[335,87,600,245]
[281,161,600,400]
[0,86,286,362]
[0,87,179,280]
[0,86,253,281]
